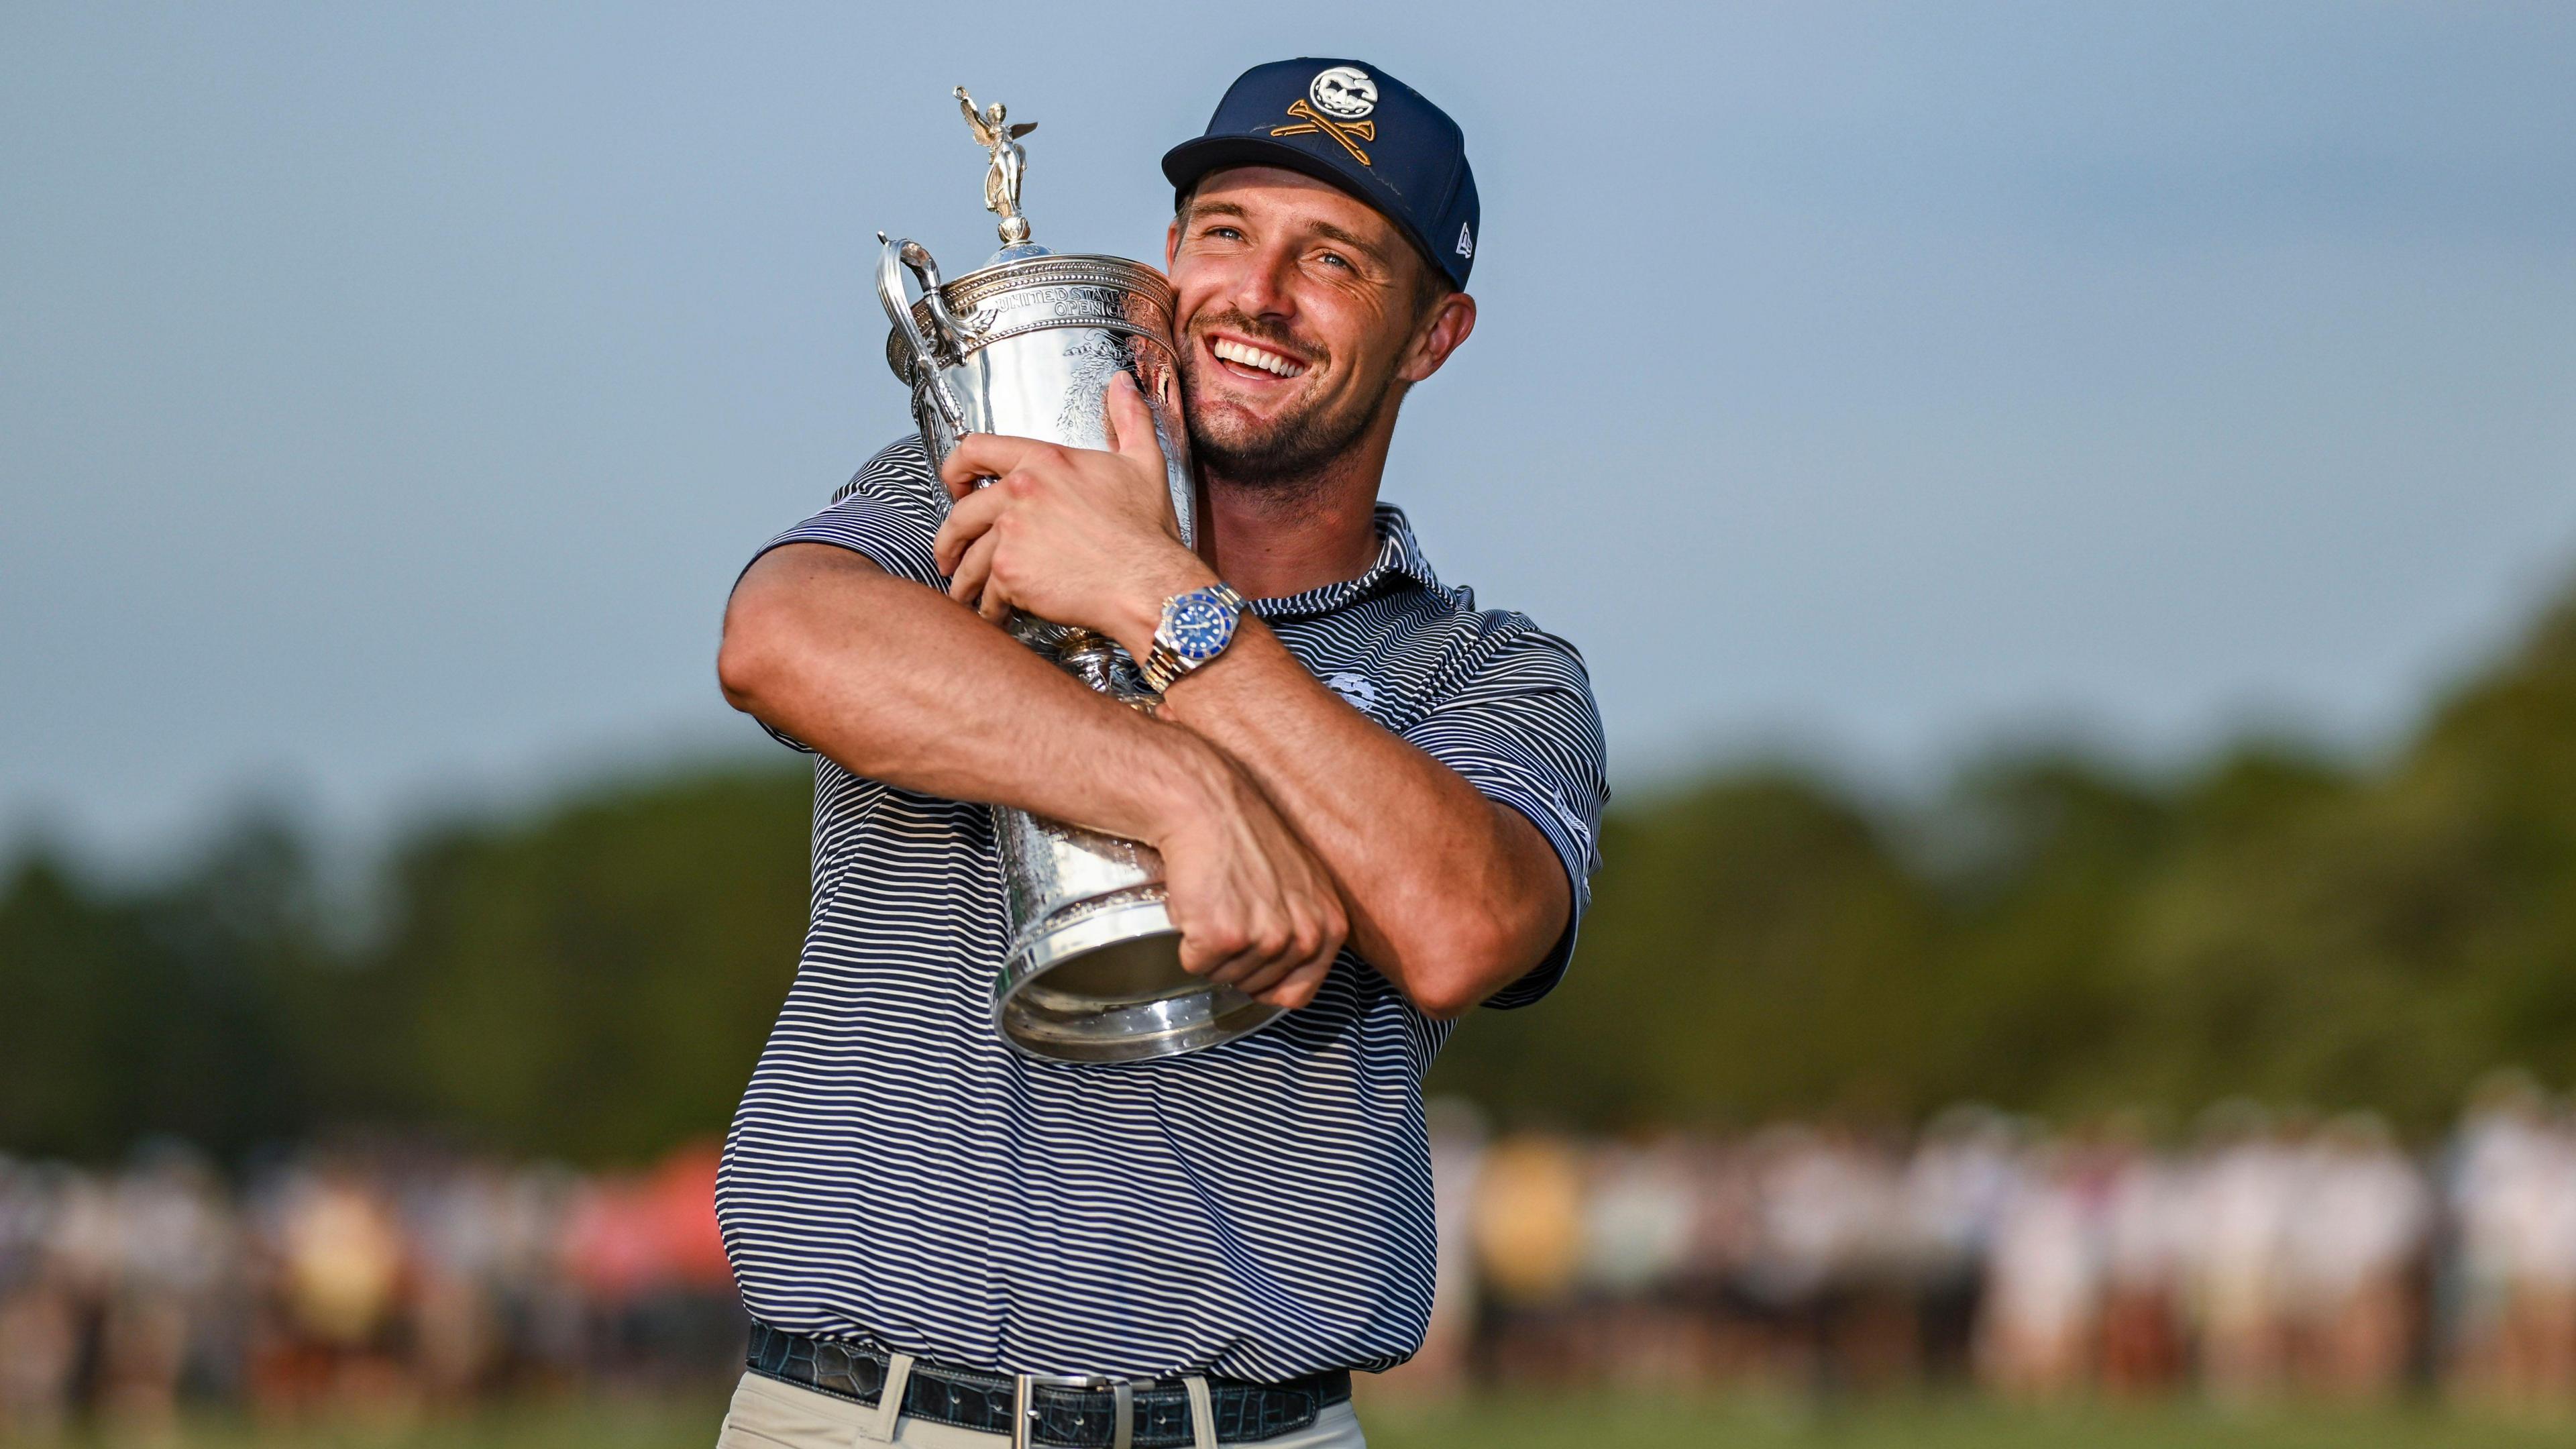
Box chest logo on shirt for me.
[1325,672,1381,715]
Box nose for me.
[1228,239,1298,325]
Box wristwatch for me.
[1140,582,1247,694]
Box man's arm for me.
[931,378,1577,1019]
[1155,625,1573,1019]
[717,541,1346,1004]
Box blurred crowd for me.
[1407,1079,2576,1410]
[21,1081,2576,1429]
[0,1142,738,1434]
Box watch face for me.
[1164,590,1237,662]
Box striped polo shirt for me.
[718,438,1607,1383]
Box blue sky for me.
[4,3,2571,859]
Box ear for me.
[1165,216,1183,274]
[1396,291,1477,385]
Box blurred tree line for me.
[13,587,2576,1165]
[0,773,812,1165]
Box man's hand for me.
[1147,737,1348,1008]
[932,371,1214,659]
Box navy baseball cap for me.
[1162,58,1481,290]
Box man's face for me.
[1165,166,1436,488]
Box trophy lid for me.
[955,87,1051,268]
[879,89,1175,386]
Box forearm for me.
[1153,622,1570,1016]
[719,543,1215,843]
[898,394,1568,1011]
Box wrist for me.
[1134,725,1232,845]
[1115,551,1219,661]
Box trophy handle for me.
[875,233,969,435]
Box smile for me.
[1210,337,1308,380]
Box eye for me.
[1316,250,1353,271]
[1205,225,1244,241]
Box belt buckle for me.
[1010,1371,1134,1449]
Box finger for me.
[1258,969,1324,1012]
[1232,951,1301,999]
[1312,903,1349,967]
[947,531,999,610]
[932,486,1008,574]
[1252,897,1339,1000]
[1198,942,1260,986]
[1236,910,1337,999]
[940,434,1052,494]
[1229,902,1327,996]
[1101,371,1167,470]
[1255,957,1333,1012]
[1183,914,1268,985]
[1207,922,1294,989]
[975,551,1016,623]
[1177,924,1245,979]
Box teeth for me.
[1212,338,1305,378]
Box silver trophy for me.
[870,89,1283,1063]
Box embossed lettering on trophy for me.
[871,89,1284,1061]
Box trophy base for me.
[993,893,1285,1063]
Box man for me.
[713,59,1606,1449]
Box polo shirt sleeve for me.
[1398,619,1610,1010]
[734,439,949,753]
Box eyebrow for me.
[1185,199,1397,269]
[1307,220,1393,266]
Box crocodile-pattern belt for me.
[746,1322,1352,1448]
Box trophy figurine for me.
[869,89,1283,1061]
[955,88,1036,249]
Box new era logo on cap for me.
[1161,58,1483,290]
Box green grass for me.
[72,1393,2576,1449]
[1368,1393,2576,1448]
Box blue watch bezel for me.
[1160,585,1240,663]
[1157,583,1242,667]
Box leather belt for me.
[746,1322,1352,1448]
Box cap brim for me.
[1161,135,1454,289]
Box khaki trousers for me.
[714,1369,1367,1449]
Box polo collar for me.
[1242,505,1445,622]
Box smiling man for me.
[712,60,1607,1449]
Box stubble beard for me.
[1178,319,1396,497]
